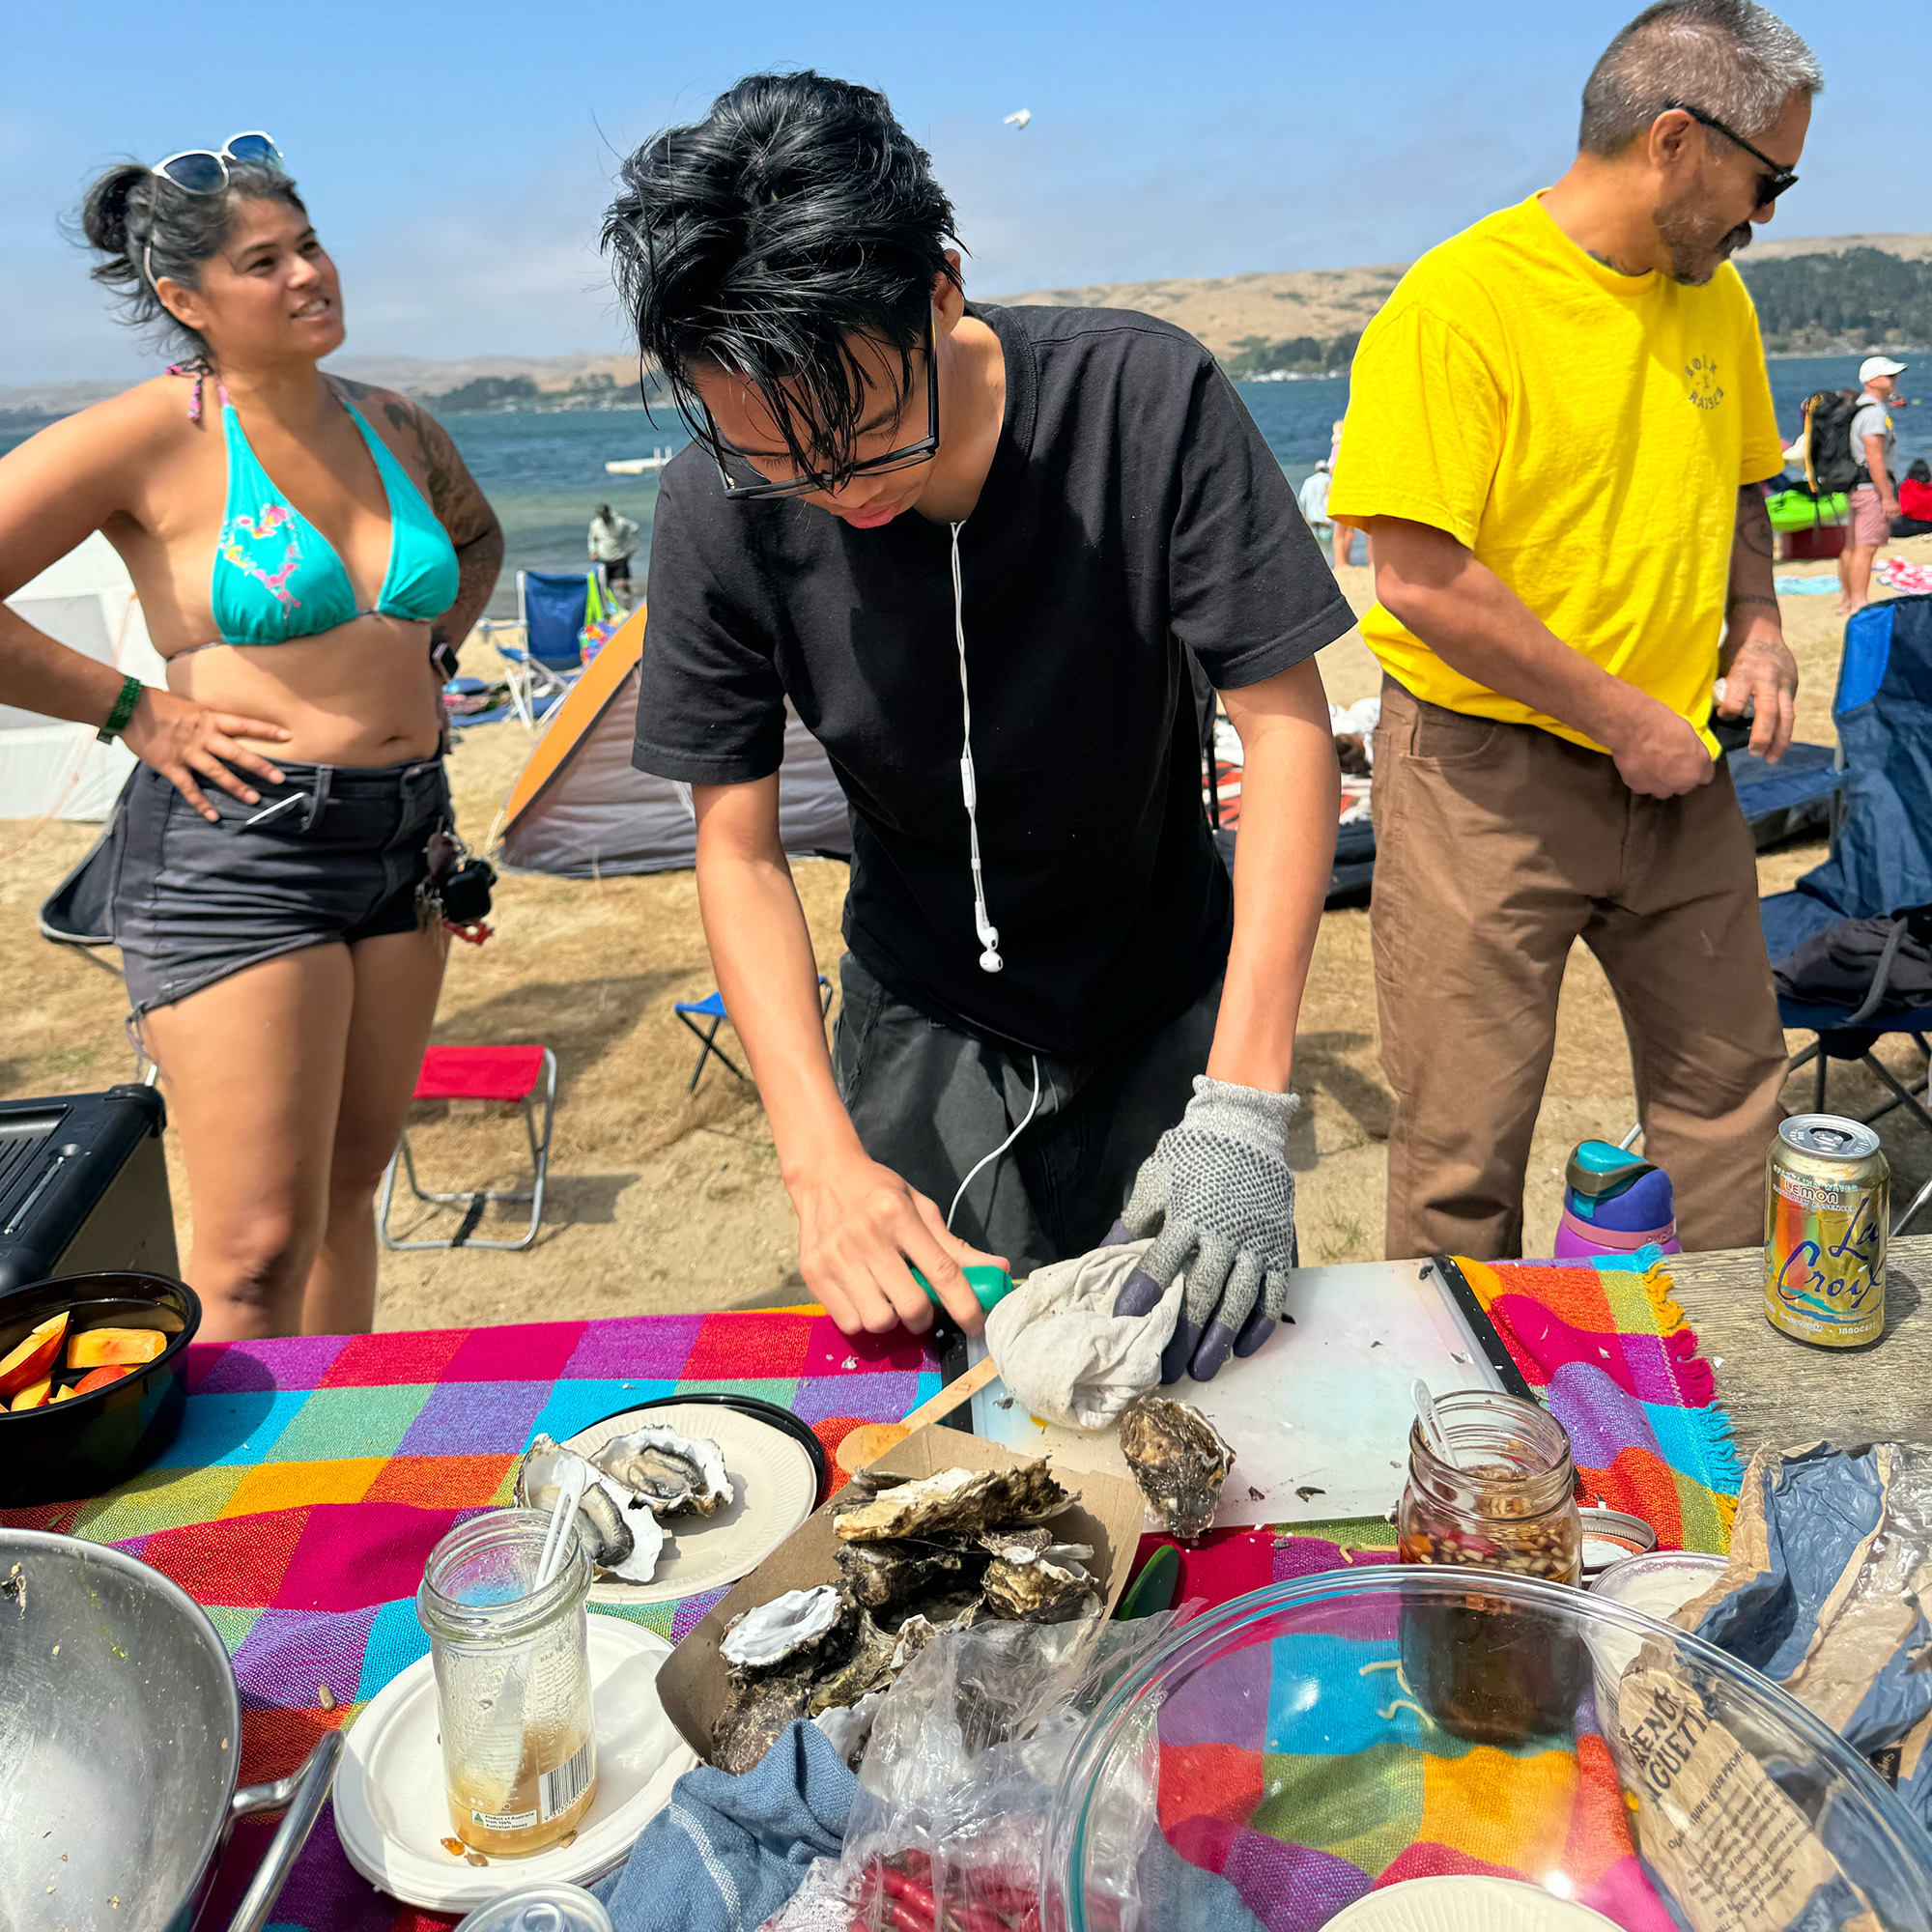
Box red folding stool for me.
[378,1044,559,1251]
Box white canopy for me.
[2,534,167,820]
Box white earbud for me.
[952,523,1003,976]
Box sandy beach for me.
[4,543,1924,1332]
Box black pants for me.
[832,952,1221,1276]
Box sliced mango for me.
[67,1327,167,1370]
[0,1313,69,1397]
[9,1377,52,1411]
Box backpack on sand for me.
[1800,389,1863,494]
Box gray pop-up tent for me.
[495,608,850,875]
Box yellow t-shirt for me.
[1327,194,1785,753]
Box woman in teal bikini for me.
[0,136,503,1341]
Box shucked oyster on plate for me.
[833,1459,1071,1544]
[1118,1395,1235,1539]
[516,1434,666,1583]
[591,1424,733,1518]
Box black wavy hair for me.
[603,71,961,481]
[78,157,307,361]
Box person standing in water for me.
[588,500,640,603]
[0,136,502,1339]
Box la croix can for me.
[1764,1115,1889,1348]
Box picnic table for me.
[5,1241,1922,1930]
[1668,1232,1932,1455]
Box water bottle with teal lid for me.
[1552,1137,1681,1259]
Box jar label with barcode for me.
[469,1804,539,1832]
[539,1739,593,1822]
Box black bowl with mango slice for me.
[0,1271,201,1505]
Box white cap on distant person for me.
[1861,355,1908,384]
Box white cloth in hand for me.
[983,1238,1181,1432]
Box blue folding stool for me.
[1761,593,1932,1234]
[675,978,834,1093]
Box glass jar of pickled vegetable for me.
[1398,1389,1583,1583]
[1397,1390,1584,1745]
[418,1509,598,1857]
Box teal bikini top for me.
[183,375,460,651]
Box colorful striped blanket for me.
[1476,1252,1745,1552]
[0,1310,944,1932]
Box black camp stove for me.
[0,1083,178,1297]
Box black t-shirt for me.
[635,303,1352,1059]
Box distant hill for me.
[995,232,1932,371]
[8,232,1931,431]
[990,264,1406,373]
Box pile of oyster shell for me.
[710,1458,1094,1773]
[515,1424,733,1587]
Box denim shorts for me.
[108,755,451,1019]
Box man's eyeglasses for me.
[1663,100,1799,207]
[151,131,285,196]
[698,314,940,501]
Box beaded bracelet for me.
[97,674,144,744]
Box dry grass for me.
[3,541,1928,1324]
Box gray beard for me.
[1654,197,1755,286]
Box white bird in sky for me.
[1004,108,1032,129]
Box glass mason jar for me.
[418,1509,599,1857]
[1396,1391,1585,1746]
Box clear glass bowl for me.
[1043,1569,1932,1932]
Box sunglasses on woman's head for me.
[151,131,285,196]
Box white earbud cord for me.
[950,521,1002,975]
[948,1052,1043,1232]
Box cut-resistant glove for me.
[1111,1076,1299,1381]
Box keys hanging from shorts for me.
[418,827,497,945]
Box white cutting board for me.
[967,1257,1505,1528]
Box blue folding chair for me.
[1761,593,1932,1234]
[675,979,833,1093]
[495,571,596,726]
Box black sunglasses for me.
[1663,100,1799,206]
[698,313,940,501]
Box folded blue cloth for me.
[593,1721,856,1932]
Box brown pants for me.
[1371,680,1787,1260]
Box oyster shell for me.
[516,1435,665,1583]
[833,1461,1071,1544]
[835,1537,979,1610]
[591,1425,733,1518]
[888,1593,984,1668]
[1118,1396,1235,1539]
[981,1542,1096,1624]
[813,1689,884,1770]
[714,1669,815,1774]
[720,1583,854,1675]
[808,1609,899,1715]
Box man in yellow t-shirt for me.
[1328,0,1819,1260]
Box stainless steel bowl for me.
[0,1528,339,1932]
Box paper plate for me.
[334,1617,696,1913]
[1324,1877,1623,1932]
[562,1400,819,1604]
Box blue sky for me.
[4,0,1924,383]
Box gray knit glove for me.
[1113,1077,1300,1382]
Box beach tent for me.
[496,606,851,876]
[1,534,168,820]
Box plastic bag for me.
[760,1609,1207,1932]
